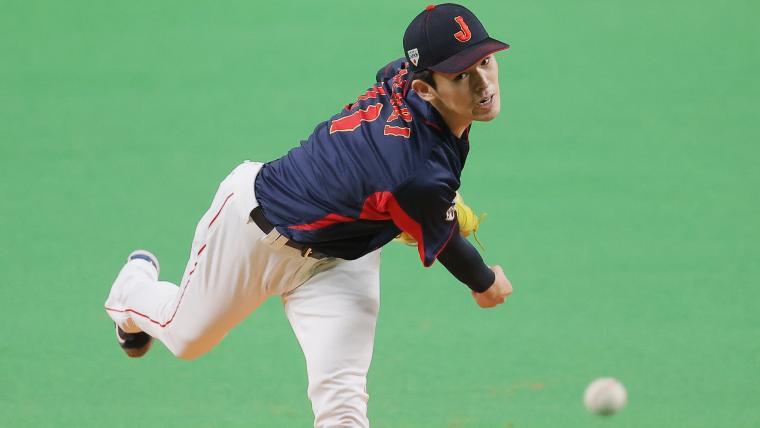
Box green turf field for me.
[2,0,759,426]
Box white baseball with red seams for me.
[583,377,628,415]
[105,161,380,428]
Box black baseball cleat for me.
[115,324,153,358]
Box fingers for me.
[472,291,499,308]
[492,265,512,296]
[473,265,513,308]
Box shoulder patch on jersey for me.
[445,205,456,221]
[407,48,419,67]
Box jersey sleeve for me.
[388,174,459,267]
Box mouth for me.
[475,94,495,110]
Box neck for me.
[448,121,471,139]
[430,101,472,138]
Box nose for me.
[472,68,489,94]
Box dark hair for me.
[411,69,437,89]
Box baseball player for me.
[104,3,512,427]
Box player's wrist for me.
[472,269,496,293]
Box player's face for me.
[432,55,501,131]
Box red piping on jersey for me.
[384,193,426,263]
[423,120,471,144]
[424,120,443,132]
[431,222,458,266]
[286,191,428,264]
[360,192,394,220]
[288,213,356,230]
[104,192,235,329]
[286,191,401,228]
[287,192,394,230]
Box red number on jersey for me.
[357,85,386,101]
[330,69,412,137]
[329,103,384,134]
[384,125,411,138]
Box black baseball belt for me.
[250,206,328,260]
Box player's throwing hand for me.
[472,265,513,308]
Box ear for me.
[411,79,436,102]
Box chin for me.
[479,111,500,122]
[473,97,501,122]
[475,108,501,122]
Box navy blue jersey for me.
[254,58,471,266]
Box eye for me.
[481,57,491,66]
[455,72,468,81]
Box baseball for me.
[583,377,627,415]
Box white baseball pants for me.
[105,161,381,428]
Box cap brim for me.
[428,38,510,74]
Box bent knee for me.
[174,346,205,361]
[166,332,221,361]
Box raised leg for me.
[104,162,272,360]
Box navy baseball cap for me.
[403,3,509,73]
